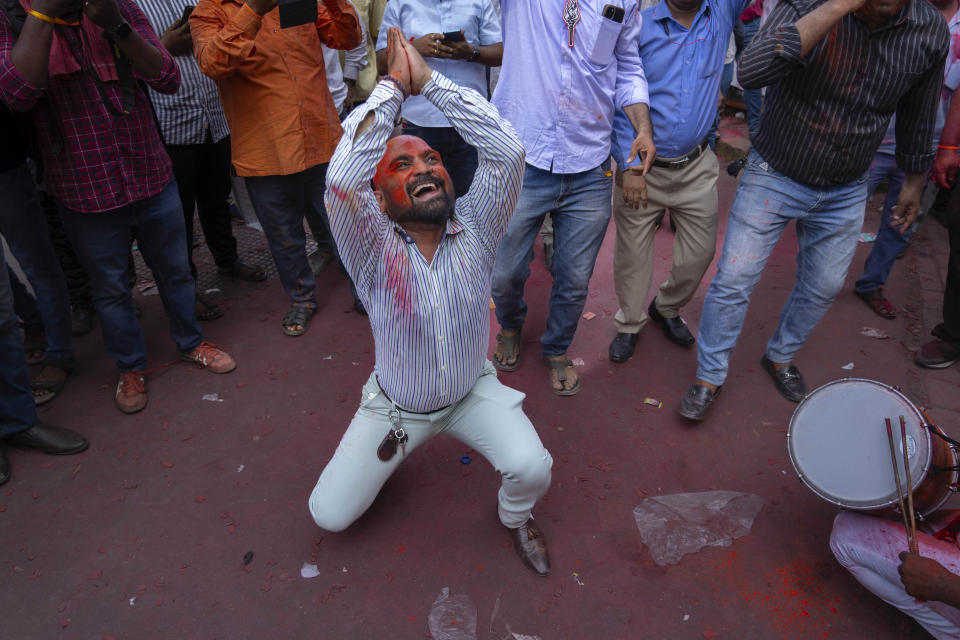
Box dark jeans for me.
[166,136,239,279]
[854,153,911,293]
[59,180,202,372]
[40,189,93,311]
[939,181,960,344]
[0,163,74,364]
[400,123,479,199]
[244,165,333,309]
[0,240,36,436]
[8,265,42,327]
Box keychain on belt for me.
[377,407,409,462]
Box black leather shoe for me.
[677,383,721,421]
[761,355,806,402]
[0,446,9,485]
[609,332,639,363]
[507,518,551,576]
[648,299,694,346]
[4,423,89,455]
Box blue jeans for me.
[740,19,763,138]
[0,163,74,365]
[854,153,911,293]
[492,161,613,357]
[245,165,333,309]
[696,150,868,386]
[401,123,479,199]
[59,180,202,372]
[0,240,38,436]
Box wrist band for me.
[27,9,80,27]
[938,145,960,150]
[381,75,407,98]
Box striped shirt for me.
[740,0,948,188]
[325,72,525,412]
[138,0,230,146]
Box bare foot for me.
[547,355,579,395]
[494,328,521,369]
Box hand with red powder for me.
[394,28,434,95]
[898,552,960,607]
[385,27,412,96]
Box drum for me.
[787,378,958,518]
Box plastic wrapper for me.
[633,491,764,566]
[429,587,477,640]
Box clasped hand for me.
[385,26,432,97]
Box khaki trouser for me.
[308,362,553,532]
[612,147,719,333]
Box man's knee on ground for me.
[308,490,358,533]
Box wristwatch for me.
[108,21,133,41]
[470,46,480,61]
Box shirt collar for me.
[652,0,713,30]
[392,216,464,244]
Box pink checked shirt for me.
[0,0,180,213]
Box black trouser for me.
[940,181,960,343]
[165,135,238,280]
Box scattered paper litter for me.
[859,232,876,243]
[644,397,662,408]
[201,393,224,403]
[683,614,691,622]
[841,362,855,370]
[429,587,477,640]
[300,563,320,579]
[571,357,585,366]
[204,288,221,294]
[489,593,542,640]
[633,491,764,566]
[581,311,596,320]
[860,326,890,340]
[128,597,137,606]
[237,465,244,473]
[572,572,584,586]
[323,355,333,360]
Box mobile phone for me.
[177,5,194,28]
[442,30,465,42]
[602,4,625,23]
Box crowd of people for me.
[2,0,960,634]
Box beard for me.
[396,194,453,226]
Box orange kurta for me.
[191,0,362,177]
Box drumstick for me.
[900,415,920,554]
[886,418,914,550]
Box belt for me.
[652,139,708,171]
[376,376,451,415]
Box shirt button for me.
[440,365,446,372]
[434,302,440,309]
[438,336,444,342]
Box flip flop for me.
[282,304,315,337]
[546,358,580,397]
[195,293,224,321]
[31,364,70,406]
[493,331,521,371]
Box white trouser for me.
[830,511,960,639]
[308,361,553,531]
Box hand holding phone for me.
[442,30,465,42]
[177,4,194,28]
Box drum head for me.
[787,378,928,510]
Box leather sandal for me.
[31,364,70,406]
[546,357,580,396]
[493,330,521,371]
[282,304,315,337]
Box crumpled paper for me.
[633,491,764,566]
[429,587,477,640]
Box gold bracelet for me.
[27,9,80,26]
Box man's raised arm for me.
[323,74,403,292]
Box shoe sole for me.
[915,359,958,370]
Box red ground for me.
[4,117,959,639]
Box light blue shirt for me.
[377,0,502,128]
[611,0,747,166]
[493,0,649,174]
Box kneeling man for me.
[308,28,553,575]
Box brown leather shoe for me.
[4,422,89,455]
[116,371,147,414]
[507,518,551,576]
[181,341,236,374]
